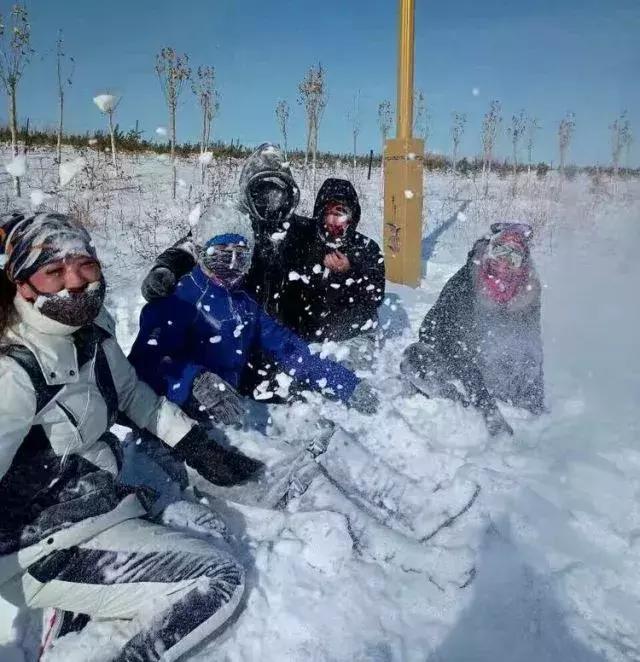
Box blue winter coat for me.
[129,265,360,405]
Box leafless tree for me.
[423,106,432,151]
[507,109,527,176]
[450,112,467,176]
[297,62,327,192]
[526,116,540,173]
[275,100,290,159]
[93,94,120,170]
[481,100,502,195]
[610,110,632,180]
[413,89,425,138]
[191,65,218,155]
[377,100,393,147]
[622,119,634,172]
[156,47,191,198]
[348,89,361,170]
[558,111,576,179]
[56,30,74,164]
[0,3,33,197]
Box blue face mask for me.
[201,243,251,289]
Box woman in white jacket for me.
[0,212,252,661]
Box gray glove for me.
[192,371,246,426]
[160,499,228,541]
[484,407,514,437]
[141,266,176,301]
[348,380,380,415]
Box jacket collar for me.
[8,296,114,386]
[13,293,81,336]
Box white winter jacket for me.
[0,295,195,584]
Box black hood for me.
[313,178,362,233]
[237,143,300,230]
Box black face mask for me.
[248,177,295,224]
[33,277,106,327]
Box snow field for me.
[1,146,639,661]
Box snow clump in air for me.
[59,157,87,187]
[93,94,119,113]
[5,155,27,178]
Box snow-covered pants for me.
[23,518,245,662]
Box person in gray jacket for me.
[0,212,248,661]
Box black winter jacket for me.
[279,178,385,342]
[416,239,544,414]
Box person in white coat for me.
[0,212,250,661]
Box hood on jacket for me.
[237,143,300,227]
[196,202,255,260]
[313,178,362,237]
[468,222,539,309]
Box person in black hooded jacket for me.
[279,177,385,344]
[141,143,309,319]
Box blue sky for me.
[7,0,639,165]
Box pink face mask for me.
[323,203,352,238]
[479,235,529,303]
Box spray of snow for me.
[59,157,87,187]
[93,94,119,113]
[5,155,27,178]
[188,204,202,227]
[29,189,51,207]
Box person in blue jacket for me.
[129,204,379,424]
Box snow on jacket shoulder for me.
[0,296,195,585]
[129,266,360,403]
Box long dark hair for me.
[0,268,16,339]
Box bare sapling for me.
[558,111,576,180]
[507,109,527,194]
[414,89,425,139]
[0,3,33,197]
[56,30,74,164]
[526,117,540,174]
[450,111,467,197]
[156,47,191,199]
[348,89,361,172]
[191,65,218,155]
[377,99,392,175]
[275,100,290,159]
[191,65,218,183]
[481,100,502,196]
[610,110,631,182]
[93,93,121,170]
[298,62,327,192]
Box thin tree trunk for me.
[311,120,318,196]
[57,47,63,164]
[57,90,64,164]
[107,111,117,170]
[9,86,21,197]
[353,132,357,171]
[200,101,207,155]
[171,103,177,199]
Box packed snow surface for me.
[1,146,639,662]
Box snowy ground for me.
[1,147,639,661]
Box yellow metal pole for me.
[397,0,415,140]
[383,0,424,287]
